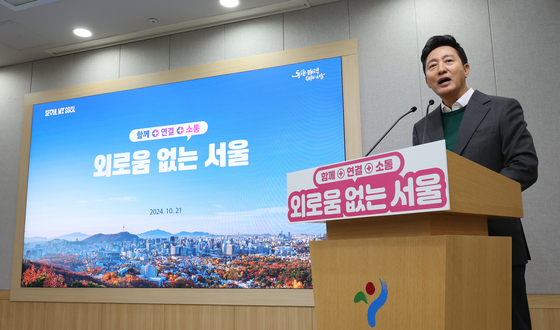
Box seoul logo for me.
[353,279,388,327]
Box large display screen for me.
[20,57,345,291]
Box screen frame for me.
[11,39,362,306]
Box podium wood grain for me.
[310,235,511,330]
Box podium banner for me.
[287,140,450,223]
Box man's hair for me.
[421,35,468,74]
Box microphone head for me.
[410,106,418,112]
[428,99,435,105]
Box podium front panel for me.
[310,235,511,330]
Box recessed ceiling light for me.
[73,28,92,38]
[220,0,239,8]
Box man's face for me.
[424,46,470,106]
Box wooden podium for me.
[309,150,522,330]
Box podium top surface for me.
[445,150,523,219]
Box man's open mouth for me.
[438,78,451,85]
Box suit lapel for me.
[426,105,444,142]
[454,90,491,155]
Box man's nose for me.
[438,65,447,74]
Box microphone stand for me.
[421,99,435,144]
[365,106,417,157]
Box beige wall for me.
[2,291,560,330]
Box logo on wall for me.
[353,279,388,327]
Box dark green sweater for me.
[441,106,466,151]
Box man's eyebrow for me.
[427,53,456,64]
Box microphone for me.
[365,106,417,157]
[421,99,435,144]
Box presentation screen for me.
[21,58,343,289]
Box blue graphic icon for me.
[354,279,388,328]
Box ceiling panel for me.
[0,0,341,68]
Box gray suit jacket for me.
[412,90,538,265]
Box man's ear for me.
[425,75,431,89]
[463,63,470,78]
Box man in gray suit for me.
[412,35,538,330]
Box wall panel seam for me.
[485,0,499,95]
